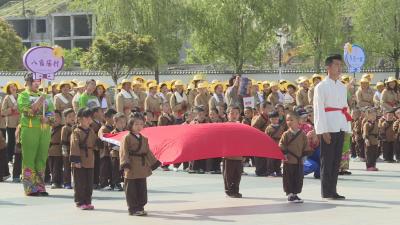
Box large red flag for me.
[102,123,284,165]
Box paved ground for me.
[0,161,399,225]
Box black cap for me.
[295,108,308,117]
[268,111,279,118]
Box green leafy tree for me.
[63,48,84,70]
[72,0,185,81]
[352,0,400,78]
[0,18,23,71]
[296,0,345,72]
[80,32,157,85]
[185,0,295,74]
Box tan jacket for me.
[49,125,63,156]
[378,118,395,142]
[356,87,374,108]
[70,127,97,168]
[98,124,113,158]
[135,91,147,112]
[90,120,103,151]
[267,92,280,107]
[308,87,315,106]
[380,89,398,111]
[1,94,19,128]
[194,93,211,113]
[144,94,162,120]
[61,124,73,156]
[158,113,175,126]
[170,92,188,118]
[119,133,158,179]
[116,90,139,116]
[296,88,309,107]
[188,89,198,110]
[54,93,73,112]
[363,121,379,146]
[279,130,310,164]
[265,124,286,143]
[209,94,226,114]
[251,114,269,132]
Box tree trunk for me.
[395,56,399,79]
[314,49,322,73]
[154,64,160,83]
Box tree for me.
[185,0,295,74]
[80,32,157,85]
[72,0,185,82]
[0,18,24,71]
[296,0,344,72]
[352,0,400,78]
[63,48,83,70]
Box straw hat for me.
[310,74,323,83]
[385,76,397,84]
[197,81,209,89]
[193,73,205,81]
[146,80,157,87]
[120,79,131,85]
[96,80,109,90]
[148,83,158,89]
[279,79,288,85]
[132,76,145,83]
[3,81,22,93]
[296,76,309,84]
[211,79,220,84]
[341,75,350,82]
[362,73,374,81]
[77,81,86,88]
[57,80,71,90]
[174,80,184,87]
[375,82,384,89]
[70,79,78,86]
[270,81,280,88]
[359,78,370,84]
[131,80,142,87]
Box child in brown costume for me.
[70,108,97,210]
[120,112,160,216]
[61,108,76,189]
[48,110,64,189]
[279,112,311,203]
[363,108,380,171]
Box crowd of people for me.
[0,54,399,215]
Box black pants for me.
[73,168,94,206]
[191,159,206,171]
[254,157,268,176]
[366,145,379,168]
[320,131,344,198]
[111,157,122,186]
[6,128,16,163]
[356,139,365,158]
[206,158,222,172]
[63,155,71,185]
[0,149,8,180]
[267,158,282,174]
[283,163,303,195]
[48,156,63,185]
[382,141,394,161]
[223,159,242,195]
[93,150,100,186]
[12,153,22,179]
[173,162,189,170]
[45,160,51,183]
[124,178,147,213]
[99,157,112,187]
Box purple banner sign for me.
[23,46,64,80]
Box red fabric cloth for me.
[324,107,352,122]
[102,123,284,164]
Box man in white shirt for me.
[313,54,351,200]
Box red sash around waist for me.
[324,107,352,122]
